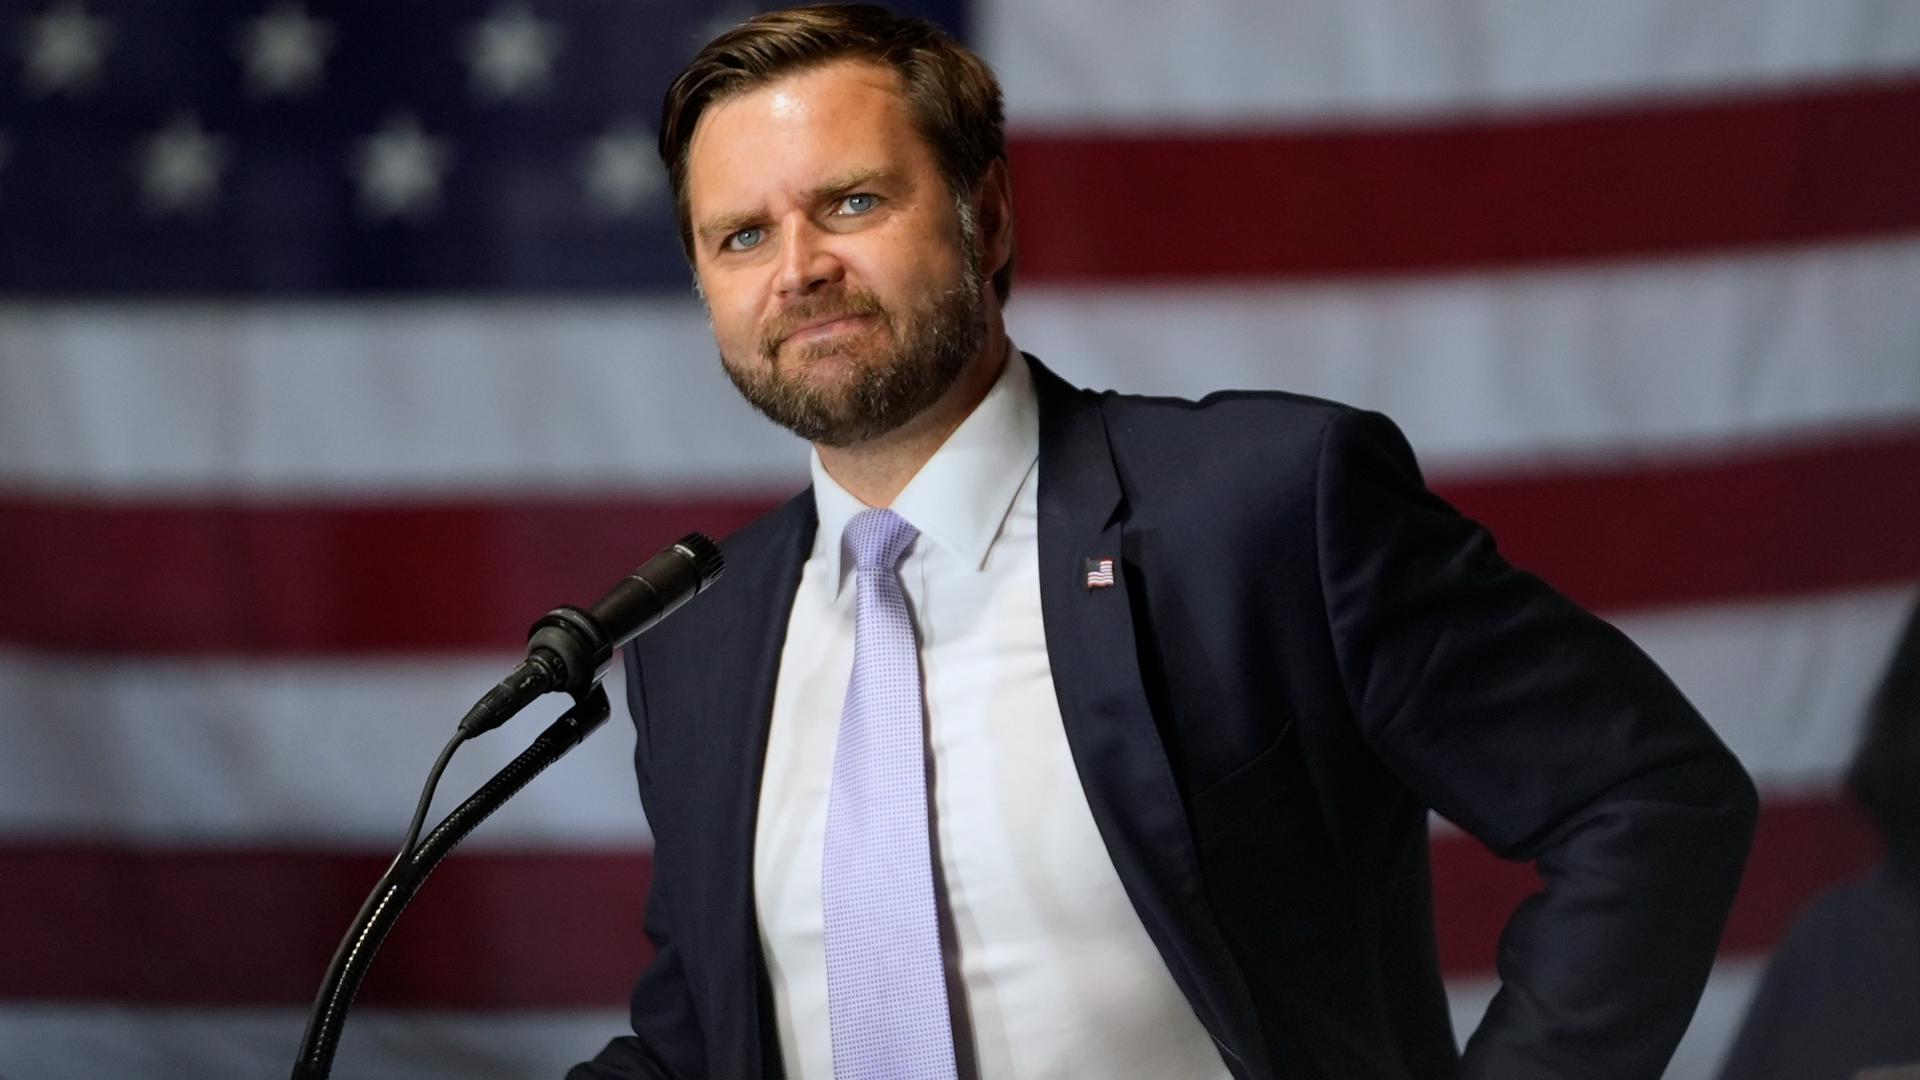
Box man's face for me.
[684,60,985,447]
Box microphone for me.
[458,533,725,736]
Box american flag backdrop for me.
[3,1,1920,1077]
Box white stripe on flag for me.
[985,0,1920,124]
[5,237,1920,495]
[2,584,1909,845]
[1612,583,1920,791]
[0,650,647,847]
[1013,237,1920,471]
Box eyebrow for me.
[694,166,899,246]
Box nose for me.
[774,214,845,296]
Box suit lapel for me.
[1030,358,1271,1080]
[701,492,816,1079]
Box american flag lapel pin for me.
[1083,557,1116,590]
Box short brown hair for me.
[659,3,1015,303]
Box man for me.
[1716,599,1920,1080]
[572,5,1756,1078]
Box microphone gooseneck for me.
[294,534,724,1079]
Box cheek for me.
[902,227,971,290]
[848,244,955,308]
[700,277,767,352]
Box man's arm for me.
[1313,407,1758,1079]
[566,868,705,1079]
[566,647,707,1079]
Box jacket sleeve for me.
[1312,407,1758,1079]
[566,646,707,1079]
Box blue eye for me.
[724,227,764,252]
[839,193,877,214]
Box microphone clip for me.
[526,605,614,702]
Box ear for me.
[971,158,1015,285]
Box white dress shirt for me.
[753,350,1231,1079]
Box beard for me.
[714,211,987,448]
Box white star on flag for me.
[461,3,564,102]
[20,0,115,97]
[351,114,453,221]
[581,122,663,217]
[236,2,334,98]
[136,112,229,215]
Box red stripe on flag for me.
[0,794,1877,1005]
[1010,77,1920,280]
[5,425,1917,655]
[1438,423,1920,613]
[0,846,653,1008]
[0,494,776,655]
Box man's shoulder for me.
[1032,356,1365,453]
[1099,383,1357,433]
[1072,377,1386,486]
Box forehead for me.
[686,60,935,215]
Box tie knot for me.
[844,508,918,573]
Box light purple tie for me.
[822,508,959,1080]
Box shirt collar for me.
[809,346,1040,598]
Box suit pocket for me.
[1191,720,1298,832]
[1188,720,1347,946]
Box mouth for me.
[782,312,875,347]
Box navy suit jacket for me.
[572,356,1757,1080]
